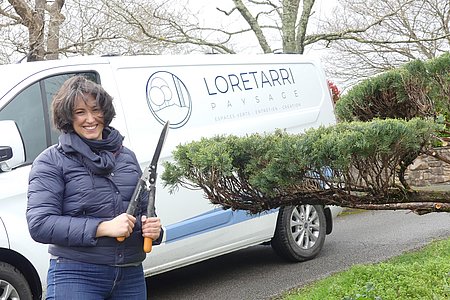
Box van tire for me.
[271,204,326,262]
[0,262,33,300]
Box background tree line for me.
[1,0,448,88]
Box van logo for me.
[146,71,192,128]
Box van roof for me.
[0,53,323,102]
[0,56,111,100]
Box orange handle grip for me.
[143,237,153,253]
[116,236,125,242]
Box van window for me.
[0,82,45,163]
[0,72,99,164]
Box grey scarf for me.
[59,127,124,175]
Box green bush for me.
[335,52,450,123]
[162,118,440,213]
[427,52,450,119]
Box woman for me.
[26,76,162,299]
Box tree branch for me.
[232,0,272,53]
[7,0,33,26]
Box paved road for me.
[146,210,450,300]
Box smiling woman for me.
[72,95,105,141]
[51,76,115,136]
[26,75,163,299]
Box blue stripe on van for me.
[164,207,278,243]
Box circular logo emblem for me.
[146,71,192,128]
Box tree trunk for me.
[281,0,300,53]
[296,0,315,54]
[28,0,45,61]
[9,0,46,61]
[46,0,65,60]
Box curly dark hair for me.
[52,75,116,133]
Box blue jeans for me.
[46,258,147,300]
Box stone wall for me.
[405,146,450,186]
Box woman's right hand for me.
[96,213,136,238]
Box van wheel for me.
[0,262,32,300]
[271,204,326,262]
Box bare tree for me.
[95,0,197,55]
[56,1,128,56]
[321,0,450,85]
[0,0,138,61]
[112,0,447,88]
[0,0,65,61]
[1,0,447,89]
[121,0,320,54]
[0,0,180,63]
[95,0,236,54]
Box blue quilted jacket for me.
[26,140,161,266]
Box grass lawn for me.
[279,237,450,300]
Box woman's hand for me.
[141,216,162,240]
[96,213,136,238]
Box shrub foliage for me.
[335,52,450,124]
[162,118,450,214]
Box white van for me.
[0,54,339,299]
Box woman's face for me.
[72,94,104,140]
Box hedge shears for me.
[117,121,169,253]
